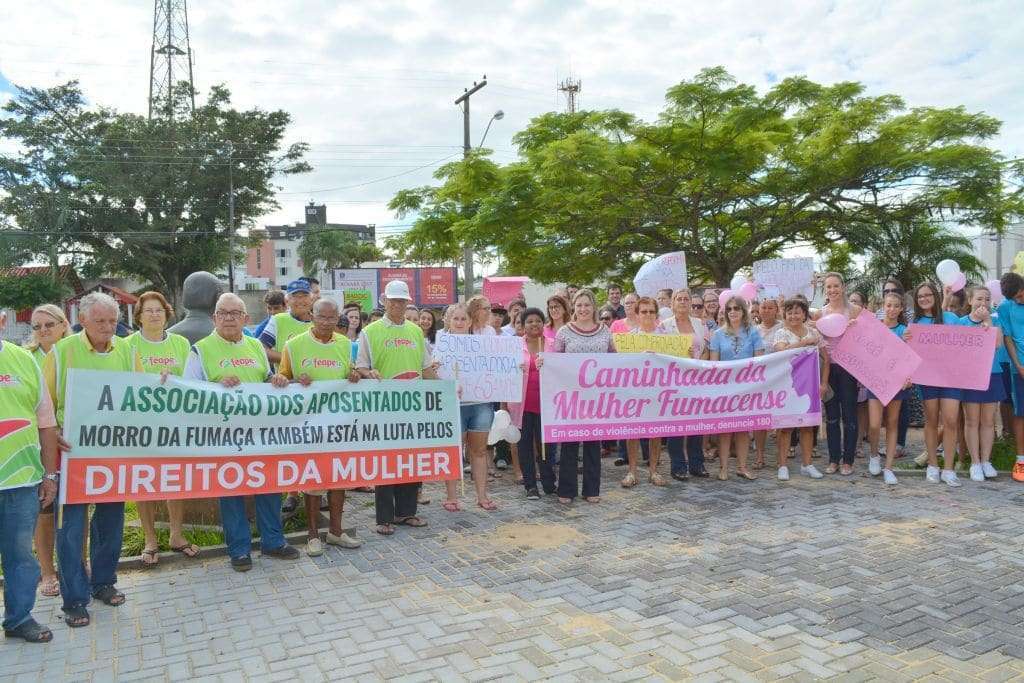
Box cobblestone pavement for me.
[3,447,1024,682]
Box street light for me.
[479,109,504,148]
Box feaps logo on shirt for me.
[0,374,23,386]
[385,338,415,349]
[219,358,258,368]
[300,358,341,369]
[142,356,178,368]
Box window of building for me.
[278,248,290,258]
[255,249,262,269]
[279,267,288,276]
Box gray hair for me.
[79,292,119,319]
[214,292,247,313]
[312,298,338,316]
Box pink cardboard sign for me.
[907,323,996,391]
[831,310,922,405]
[482,276,529,307]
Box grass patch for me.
[894,435,1017,471]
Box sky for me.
[1,0,1022,249]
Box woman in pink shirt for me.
[609,292,639,333]
[543,294,570,348]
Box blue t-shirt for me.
[710,326,764,361]
[993,312,1010,366]
[915,311,961,326]
[997,299,1024,366]
[959,314,1002,374]
[883,321,907,339]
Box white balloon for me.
[730,275,746,291]
[935,259,961,286]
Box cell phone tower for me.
[148,0,196,120]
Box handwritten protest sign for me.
[613,333,692,358]
[433,331,524,403]
[907,323,996,391]
[752,257,815,299]
[540,348,821,442]
[831,310,921,405]
[634,252,687,298]
[482,276,529,307]
[60,370,462,504]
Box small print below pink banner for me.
[831,310,921,405]
[539,348,821,442]
[907,323,996,391]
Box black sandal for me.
[63,606,90,628]
[4,618,53,642]
[92,585,125,606]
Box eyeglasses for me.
[215,310,245,319]
[31,321,59,331]
[141,308,165,316]
[726,306,743,312]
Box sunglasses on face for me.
[691,303,704,309]
[600,316,613,322]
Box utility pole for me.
[226,143,236,292]
[455,76,487,299]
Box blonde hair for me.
[465,295,490,329]
[443,303,469,330]
[24,304,70,352]
[571,289,599,326]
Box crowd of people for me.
[3,269,1024,644]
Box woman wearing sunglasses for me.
[709,296,765,480]
[23,304,70,598]
[621,297,668,488]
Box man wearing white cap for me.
[356,280,438,536]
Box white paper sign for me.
[433,331,524,403]
[634,252,688,298]
[752,258,815,299]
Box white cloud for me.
[1,0,1021,237]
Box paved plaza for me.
[3,452,1024,682]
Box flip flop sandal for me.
[736,470,757,481]
[63,606,90,628]
[442,501,462,512]
[394,516,428,527]
[375,524,394,536]
[4,618,53,643]
[39,576,60,597]
[621,472,638,488]
[477,500,498,511]
[93,585,125,606]
[170,543,200,558]
[141,549,159,568]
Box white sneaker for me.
[982,461,998,479]
[777,466,790,481]
[325,531,362,549]
[883,469,898,486]
[941,469,962,487]
[925,465,940,483]
[969,464,985,482]
[800,464,823,479]
[868,455,882,476]
[306,537,324,557]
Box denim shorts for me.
[460,402,495,433]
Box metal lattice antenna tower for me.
[558,76,581,113]
[148,0,196,120]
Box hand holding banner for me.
[613,333,692,358]
[906,323,996,390]
[434,331,524,403]
[830,310,920,405]
[634,252,687,298]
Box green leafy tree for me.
[861,219,986,292]
[297,229,382,287]
[401,67,1014,287]
[0,273,70,311]
[0,81,311,307]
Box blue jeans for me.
[1,486,41,630]
[557,441,601,499]
[219,494,286,559]
[667,436,705,475]
[57,501,125,611]
[825,365,859,465]
[518,412,557,494]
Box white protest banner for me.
[60,370,462,504]
[539,348,821,442]
[633,252,687,298]
[433,331,524,403]
[752,257,815,299]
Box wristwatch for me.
[43,472,60,482]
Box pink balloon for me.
[816,313,849,338]
[718,289,734,311]
[950,272,967,293]
[986,279,1004,306]
[738,282,758,302]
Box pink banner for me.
[539,349,821,442]
[378,268,417,304]
[482,276,528,307]
[907,322,996,390]
[830,310,921,405]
